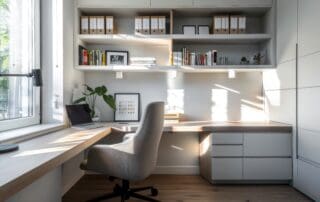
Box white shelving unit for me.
[74,1,276,73]
[75,64,273,73]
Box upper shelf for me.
[75,65,274,73]
[78,33,272,46]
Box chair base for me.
[87,179,160,202]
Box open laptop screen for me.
[65,104,92,125]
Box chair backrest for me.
[131,102,164,180]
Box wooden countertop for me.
[110,121,293,133]
[0,127,112,201]
[0,121,292,200]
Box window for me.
[0,0,40,131]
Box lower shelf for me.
[75,65,274,73]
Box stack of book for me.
[79,46,106,66]
[164,113,182,124]
[174,48,217,66]
[130,57,156,66]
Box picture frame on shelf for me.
[114,93,140,122]
[106,51,129,65]
[198,25,210,35]
[183,25,196,35]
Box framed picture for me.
[114,93,140,122]
[198,25,210,35]
[183,25,196,35]
[106,51,128,65]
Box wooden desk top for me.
[0,121,292,200]
[0,127,112,201]
[110,121,292,133]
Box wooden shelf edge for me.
[74,65,274,73]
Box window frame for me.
[0,0,41,132]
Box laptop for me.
[65,104,105,129]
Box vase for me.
[91,106,101,122]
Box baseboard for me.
[152,166,199,175]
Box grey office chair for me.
[80,102,164,202]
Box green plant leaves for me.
[95,86,107,96]
[103,94,116,111]
[73,97,86,104]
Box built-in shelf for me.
[75,65,273,73]
[78,34,272,46]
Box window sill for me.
[0,123,66,144]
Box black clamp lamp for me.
[0,69,42,153]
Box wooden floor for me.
[63,175,312,202]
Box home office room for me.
[0,0,319,202]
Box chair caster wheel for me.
[151,188,158,196]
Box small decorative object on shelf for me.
[219,56,229,65]
[106,51,128,66]
[198,25,210,35]
[73,84,116,121]
[183,25,196,35]
[240,56,250,65]
[252,53,265,65]
[114,93,140,122]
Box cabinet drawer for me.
[212,145,243,157]
[212,133,243,145]
[243,158,292,180]
[212,158,242,180]
[244,133,292,157]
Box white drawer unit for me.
[212,133,243,145]
[212,158,243,180]
[212,145,243,157]
[201,131,292,183]
[243,133,292,157]
[243,158,292,180]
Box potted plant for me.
[73,84,116,121]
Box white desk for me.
[0,121,292,201]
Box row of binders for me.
[81,16,114,34]
[213,15,246,34]
[173,49,218,66]
[79,46,106,66]
[135,16,166,35]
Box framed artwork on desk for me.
[114,93,140,122]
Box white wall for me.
[85,72,265,122]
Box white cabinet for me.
[212,158,243,180]
[243,158,292,180]
[212,145,243,157]
[202,132,293,183]
[295,159,320,201]
[212,133,243,145]
[244,133,292,157]
[298,0,320,57]
[77,0,150,8]
[276,0,298,63]
[193,0,273,8]
[150,0,193,8]
[298,128,320,164]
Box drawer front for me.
[243,158,292,180]
[212,145,243,157]
[244,133,292,157]
[212,133,243,145]
[212,158,243,180]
